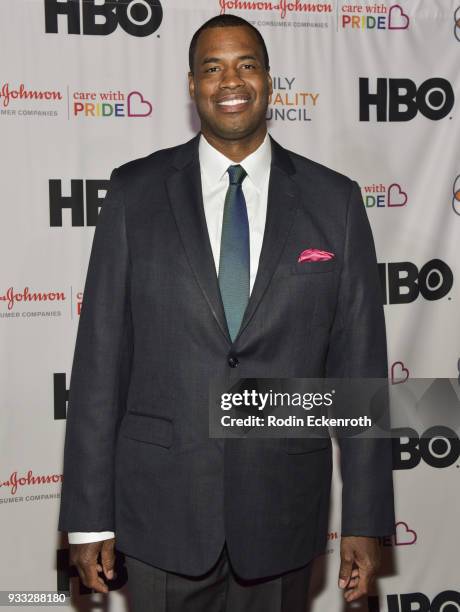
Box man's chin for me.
[206,120,264,142]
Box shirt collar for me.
[198,131,272,191]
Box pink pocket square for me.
[298,248,335,263]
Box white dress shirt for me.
[199,131,271,293]
[68,132,272,544]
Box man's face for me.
[189,26,272,142]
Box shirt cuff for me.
[68,531,115,544]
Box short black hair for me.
[189,14,270,74]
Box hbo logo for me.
[369,591,460,611]
[392,427,460,469]
[360,77,454,121]
[378,259,453,305]
[44,0,163,37]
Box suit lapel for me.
[165,133,298,345]
[166,135,231,344]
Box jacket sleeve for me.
[58,168,133,533]
[325,180,395,537]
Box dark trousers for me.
[125,543,312,612]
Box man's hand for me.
[338,536,381,602]
[69,538,116,594]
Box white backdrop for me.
[1,0,459,610]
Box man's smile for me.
[215,94,251,113]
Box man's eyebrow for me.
[201,54,259,65]
[237,55,258,62]
[202,56,221,65]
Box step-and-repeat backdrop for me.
[1,0,459,610]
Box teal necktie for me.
[218,165,250,342]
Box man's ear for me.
[188,71,195,100]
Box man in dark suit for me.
[58,14,395,611]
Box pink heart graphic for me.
[388,4,410,30]
[391,361,409,385]
[388,183,408,207]
[394,521,417,546]
[127,91,153,117]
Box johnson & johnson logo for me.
[0,83,63,108]
[219,0,333,19]
[0,287,66,310]
[0,469,63,495]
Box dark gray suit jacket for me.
[58,134,395,579]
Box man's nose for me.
[220,68,245,89]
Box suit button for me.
[228,355,239,368]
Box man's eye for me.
[241,64,256,70]
[205,66,219,73]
